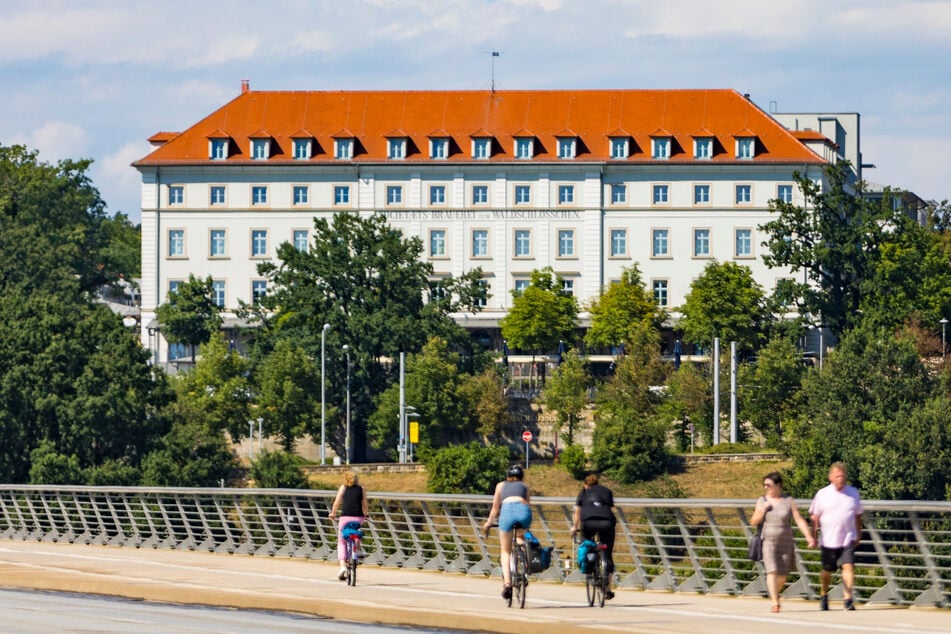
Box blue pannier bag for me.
[342,521,363,539]
[577,539,597,573]
[523,532,552,573]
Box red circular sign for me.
[522,430,533,442]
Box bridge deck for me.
[0,540,946,634]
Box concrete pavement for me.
[0,540,948,634]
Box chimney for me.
[241,79,250,94]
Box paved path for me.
[1,540,948,634]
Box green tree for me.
[457,367,510,441]
[28,441,84,485]
[255,339,320,451]
[661,361,713,450]
[155,274,222,362]
[500,267,578,355]
[538,348,590,446]
[140,419,237,487]
[424,442,510,494]
[99,212,141,281]
[249,451,310,489]
[678,260,770,352]
[736,336,805,447]
[585,264,663,350]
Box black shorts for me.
[821,543,856,572]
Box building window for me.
[514,279,529,295]
[293,186,309,205]
[652,229,669,257]
[558,185,574,204]
[561,279,574,296]
[694,184,710,204]
[387,138,406,159]
[472,185,488,204]
[558,229,575,257]
[736,184,752,204]
[210,138,228,160]
[335,138,353,159]
[212,280,226,308]
[168,229,184,257]
[210,229,226,257]
[251,138,269,160]
[652,137,670,159]
[428,281,447,303]
[652,280,669,307]
[611,184,626,204]
[429,229,446,257]
[610,229,627,257]
[292,139,311,160]
[515,138,533,159]
[251,229,268,257]
[430,185,446,205]
[169,185,184,205]
[169,280,182,294]
[515,185,531,205]
[293,229,308,252]
[472,229,488,257]
[610,138,628,159]
[252,280,267,303]
[557,138,576,159]
[333,185,349,205]
[252,186,268,205]
[430,138,448,159]
[210,186,226,205]
[694,229,710,257]
[653,184,669,205]
[736,137,755,159]
[475,279,488,308]
[387,185,402,205]
[514,229,531,257]
[735,229,752,257]
[777,184,793,204]
[694,138,712,159]
[472,137,491,159]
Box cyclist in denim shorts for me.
[483,465,532,599]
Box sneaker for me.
[605,590,615,600]
[844,598,855,611]
[819,595,829,611]
[338,568,347,581]
[501,585,512,600]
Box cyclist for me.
[482,464,532,600]
[571,472,616,600]
[331,471,369,580]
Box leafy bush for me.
[249,451,310,489]
[559,444,587,479]
[86,459,141,486]
[425,443,510,494]
[694,442,763,455]
[28,442,84,485]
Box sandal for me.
[771,604,781,613]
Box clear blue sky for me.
[2,0,949,223]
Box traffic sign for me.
[522,430,533,442]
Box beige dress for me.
[760,495,795,575]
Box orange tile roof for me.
[134,89,825,166]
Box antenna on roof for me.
[486,51,502,94]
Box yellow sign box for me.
[409,421,419,444]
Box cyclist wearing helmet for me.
[483,464,532,599]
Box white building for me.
[135,84,846,365]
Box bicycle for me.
[576,532,611,607]
[508,521,529,609]
[339,520,364,587]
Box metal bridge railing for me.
[0,486,947,608]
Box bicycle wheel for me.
[596,549,608,607]
[585,568,596,606]
[347,540,358,586]
[514,544,527,609]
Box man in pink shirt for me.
[809,462,863,611]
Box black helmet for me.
[506,465,524,479]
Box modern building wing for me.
[134,84,836,365]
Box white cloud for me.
[96,141,149,217]
[8,120,89,164]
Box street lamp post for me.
[320,323,330,464]
[941,318,948,357]
[809,323,824,371]
[342,344,351,465]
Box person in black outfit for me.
[571,472,616,599]
[331,471,369,580]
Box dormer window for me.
[388,137,406,160]
[292,138,312,160]
[209,138,228,160]
[694,137,713,160]
[472,137,491,160]
[736,137,755,159]
[514,136,534,159]
[609,137,629,159]
[430,137,449,160]
[251,138,270,160]
[334,138,353,160]
[651,137,671,160]
[557,137,576,159]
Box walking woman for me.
[482,465,532,600]
[750,471,816,612]
[331,471,369,580]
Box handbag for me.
[748,497,765,561]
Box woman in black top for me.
[331,471,369,580]
[571,472,616,599]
